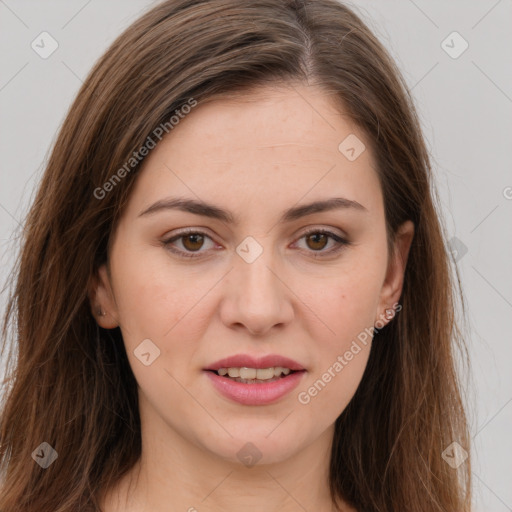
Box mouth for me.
[206,366,302,384]
[203,354,307,405]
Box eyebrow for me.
[138,196,368,224]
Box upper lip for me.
[204,354,305,371]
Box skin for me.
[89,81,414,512]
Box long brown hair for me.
[0,1,471,510]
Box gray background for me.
[0,1,511,510]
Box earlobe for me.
[87,263,119,329]
[375,220,415,327]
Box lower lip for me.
[204,370,306,405]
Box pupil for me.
[308,233,327,250]
[184,234,203,251]
[182,233,328,252]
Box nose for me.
[218,248,294,337]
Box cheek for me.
[297,347,371,428]
[110,241,204,330]
[294,278,377,419]
[112,260,207,398]
[296,259,385,348]
[292,255,384,410]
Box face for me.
[90,82,413,466]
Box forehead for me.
[127,83,382,220]
[175,83,361,153]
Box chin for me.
[198,425,309,467]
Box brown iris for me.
[305,232,329,251]
[182,233,205,251]
[178,231,331,253]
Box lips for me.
[203,353,307,406]
[204,354,305,372]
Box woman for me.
[0,0,471,510]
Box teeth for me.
[217,367,292,379]
[227,367,239,378]
[239,367,257,379]
[256,367,275,380]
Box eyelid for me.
[292,227,350,256]
[161,226,351,259]
[161,228,219,258]
[296,225,348,239]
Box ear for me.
[375,220,414,327]
[88,263,119,329]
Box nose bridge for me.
[235,235,281,307]
[220,234,293,334]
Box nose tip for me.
[220,255,294,336]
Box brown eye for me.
[162,230,216,259]
[295,229,350,258]
[305,232,329,251]
[163,228,349,260]
[181,233,205,252]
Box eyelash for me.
[161,228,350,259]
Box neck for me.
[99,418,348,511]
